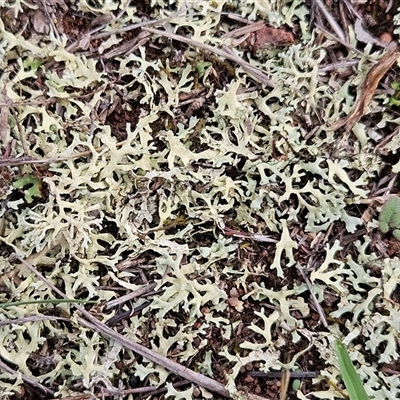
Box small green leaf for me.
[13,174,42,203]
[196,61,212,77]
[292,379,301,391]
[335,340,369,400]
[390,82,400,106]
[393,229,400,241]
[22,56,44,71]
[379,197,400,236]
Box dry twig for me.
[314,24,364,56]
[105,283,156,310]
[9,252,276,399]
[296,264,328,328]
[0,358,55,396]
[249,371,318,378]
[66,7,186,53]
[219,220,278,243]
[280,369,290,400]
[9,253,232,398]
[0,138,128,168]
[332,49,399,132]
[142,27,275,87]
[312,0,346,43]
[0,315,69,327]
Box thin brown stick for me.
[315,24,364,56]
[221,20,265,38]
[76,317,230,398]
[101,380,276,400]
[101,384,162,395]
[104,379,191,398]
[332,49,400,132]
[0,358,55,396]
[248,395,272,400]
[0,315,69,327]
[279,369,290,400]
[218,220,278,243]
[10,254,231,399]
[48,396,92,400]
[248,371,318,378]
[40,0,60,40]
[9,107,29,156]
[105,283,157,310]
[296,264,328,328]
[66,7,187,53]
[142,27,275,87]
[0,137,127,167]
[312,0,346,42]
[318,59,359,73]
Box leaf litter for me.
[0,0,400,399]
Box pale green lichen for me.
[0,0,399,398]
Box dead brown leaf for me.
[333,49,399,132]
[0,106,9,143]
[33,9,49,34]
[247,26,295,52]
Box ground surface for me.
[0,1,400,399]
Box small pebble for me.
[380,32,393,46]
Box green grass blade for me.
[335,340,369,400]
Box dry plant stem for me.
[220,12,254,24]
[9,107,29,156]
[249,371,318,378]
[221,20,265,38]
[48,396,92,400]
[0,85,10,141]
[221,45,275,88]
[0,315,69,327]
[77,317,230,398]
[10,254,232,399]
[375,127,399,152]
[357,195,391,205]
[279,369,290,400]
[0,245,49,288]
[0,153,90,167]
[296,264,328,328]
[0,137,127,167]
[338,1,350,44]
[322,222,334,246]
[102,385,164,395]
[103,32,150,59]
[247,395,272,400]
[312,0,346,42]
[117,379,191,398]
[342,0,363,20]
[378,175,397,197]
[0,358,55,396]
[142,27,275,87]
[66,7,186,52]
[105,282,156,309]
[223,227,278,243]
[318,59,359,73]
[219,220,278,243]
[40,0,60,40]
[334,49,400,132]
[315,24,364,57]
